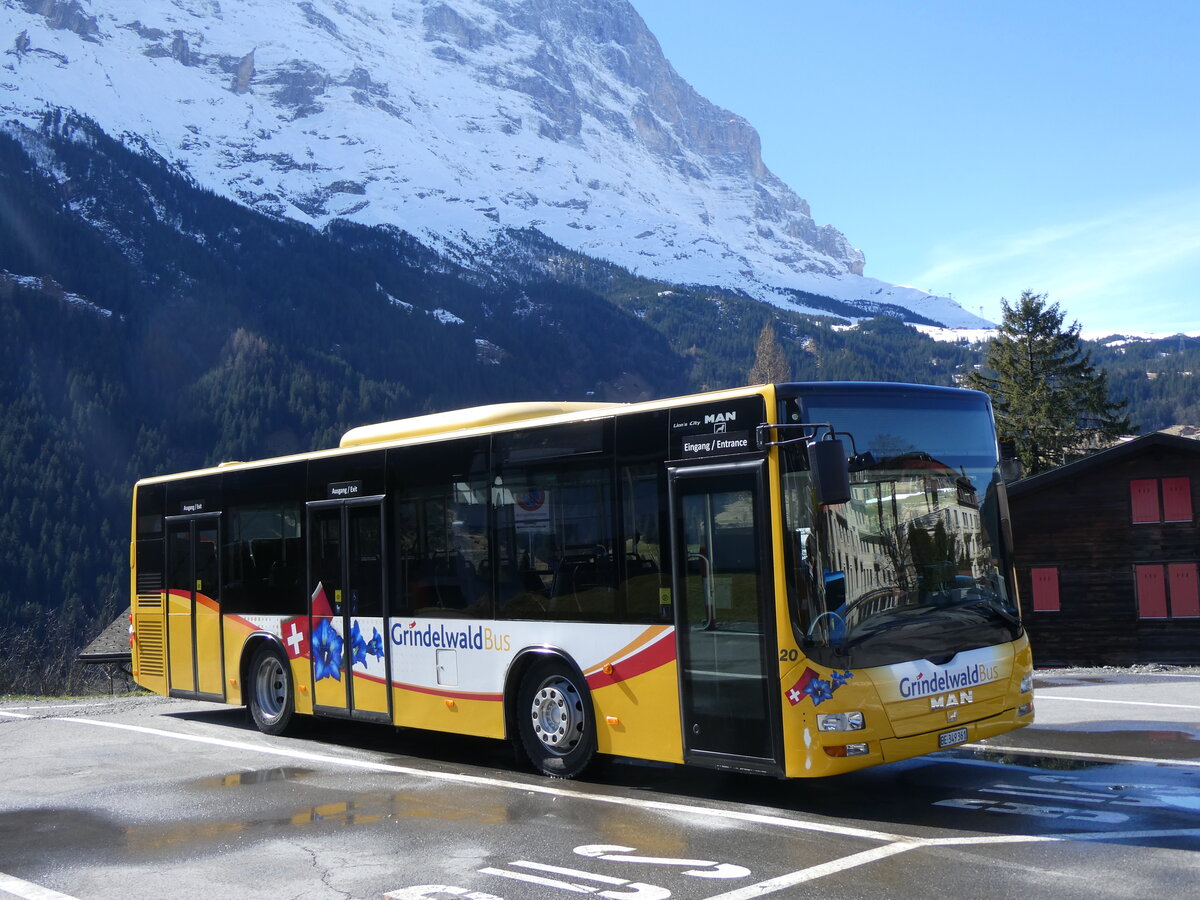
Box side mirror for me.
[808,439,852,506]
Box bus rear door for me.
[306,498,390,721]
[165,514,224,699]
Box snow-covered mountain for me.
[2,0,989,327]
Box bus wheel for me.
[248,644,294,735]
[516,659,596,778]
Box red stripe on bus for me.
[585,632,676,690]
[392,681,504,703]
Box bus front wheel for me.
[516,658,596,778]
[248,643,295,735]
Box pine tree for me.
[748,321,791,384]
[969,290,1133,476]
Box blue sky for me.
[630,0,1200,334]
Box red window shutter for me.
[1130,479,1161,524]
[1030,567,1060,612]
[1136,565,1168,618]
[1168,563,1200,617]
[1162,477,1193,523]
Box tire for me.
[516,657,596,778]
[248,643,295,735]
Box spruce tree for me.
[748,321,792,384]
[969,290,1133,476]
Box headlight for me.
[817,711,865,732]
[1019,673,1034,694]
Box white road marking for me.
[574,845,749,879]
[1,703,109,719]
[0,871,81,900]
[477,867,595,894]
[510,862,628,886]
[963,743,1200,769]
[58,716,908,843]
[696,843,917,900]
[1040,672,1200,680]
[981,782,1156,806]
[923,828,1200,847]
[385,888,504,900]
[696,822,1200,900]
[479,863,670,900]
[1034,693,1200,711]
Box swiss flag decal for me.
[282,616,309,660]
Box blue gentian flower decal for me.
[805,677,834,705]
[830,669,853,689]
[349,622,385,669]
[350,620,368,668]
[312,617,343,682]
[366,627,384,661]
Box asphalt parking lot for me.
[1,667,1197,900]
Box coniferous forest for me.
[2,114,1198,693]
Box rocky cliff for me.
[1,0,987,326]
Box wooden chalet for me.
[1006,432,1200,666]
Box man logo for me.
[930,690,974,710]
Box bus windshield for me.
[781,387,1021,669]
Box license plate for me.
[938,727,968,748]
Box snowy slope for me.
[2,0,990,327]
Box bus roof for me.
[133,382,978,486]
[339,401,622,448]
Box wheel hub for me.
[530,677,582,753]
[255,656,286,720]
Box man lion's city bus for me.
[129,382,1033,779]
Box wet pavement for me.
[1,669,1197,900]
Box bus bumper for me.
[880,704,1034,764]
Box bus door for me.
[306,497,390,721]
[165,514,224,699]
[668,461,780,770]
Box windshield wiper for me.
[965,597,1021,628]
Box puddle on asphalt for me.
[1022,727,1200,759]
[955,726,1200,769]
[954,746,1111,770]
[195,766,316,788]
[120,787,515,854]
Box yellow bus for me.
[129,382,1033,778]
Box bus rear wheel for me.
[516,658,596,778]
[248,643,295,735]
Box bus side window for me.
[222,503,302,616]
[393,499,420,615]
[394,485,489,618]
[495,464,616,621]
[388,439,490,618]
[620,463,665,622]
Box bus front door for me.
[307,498,390,721]
[165,514,224,699]
[668,462,780,771]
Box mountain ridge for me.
[3,0,988,327]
